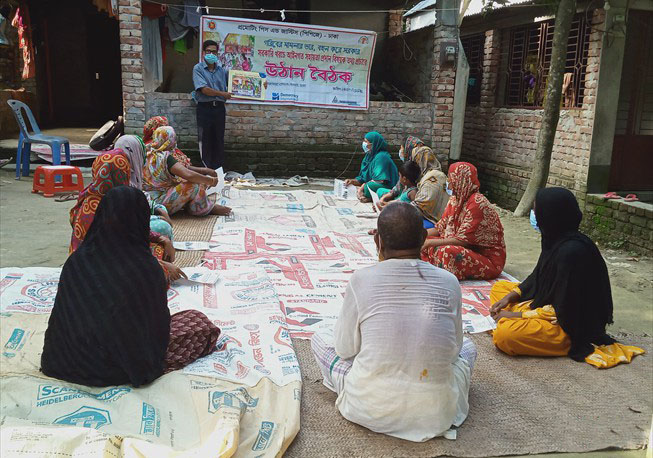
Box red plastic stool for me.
[32,166,84,197]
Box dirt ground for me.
[0,169,651,457]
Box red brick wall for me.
[119,0,146,132]
[460,11,605,210]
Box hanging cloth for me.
[142,16,163,91]
[0,13,9,45]
[166,4,189,42]
[11,3,35,79]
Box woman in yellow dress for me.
[489,187,644,368]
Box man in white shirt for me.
[311,201,476,442]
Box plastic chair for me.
[7,99,71,179]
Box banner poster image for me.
[200,16,376,110]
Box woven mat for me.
[287,333,652,457]
[171,213,218,268]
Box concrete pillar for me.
[431,0,460,166]
[586,7,626,193]
[118,0,146,134]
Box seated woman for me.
[143,126,231,216]
[69,149,184,281]
[378,137,449,228]
[421,162,505,280]
[143,116,192,167]
[344,131,398,202]
[41,186,220,387]
[490,187,644,368]
[114,134,173,240]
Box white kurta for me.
[334,258,471,442]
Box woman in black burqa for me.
[41,186,220,387]
[489,187,644,368]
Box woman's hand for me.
[422,238,440,250]
[203,168,218,177]
[490,291,520,317]
[155,208,173,226]
[211,204,232,216]
[160,261,187,282]
[161,236,176,262]
[344,179,361,187]
[492,310,521,322]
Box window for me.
[461,33,485,105]
[503,15,590,108]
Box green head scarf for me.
[356,131,398,187]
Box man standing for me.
[311,202,477,442]
[193,40,231,169]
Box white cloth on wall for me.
[333,258,473,442]
[142,17,163,92]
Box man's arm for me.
[193,65,232,99]
[200,86,232,99]
[334,282,361,360]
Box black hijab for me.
[41,186,170,387]
[519,187,615,361]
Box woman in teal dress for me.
[344,131,399,202]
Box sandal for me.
[602,192,621,200]
[55,192,79,202]
[624,194,639,202]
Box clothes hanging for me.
[142,16,163,91]
[11,3,35,79]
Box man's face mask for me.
[204,52,218,64]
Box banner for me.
[200,16,376,110]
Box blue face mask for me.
[362,141,370,153]
[530,209,540,232]
[204,53,218,65]
[445,182,453,196]
[399,148,405,162]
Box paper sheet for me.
[333,179,358,200]
[179,267,221,285]
[173,241,211,251]
[370,188,381,212]
[206,167,226,196]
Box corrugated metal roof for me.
[404,0,436,17]
[404,0,533,18]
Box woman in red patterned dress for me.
[421,162,506,280]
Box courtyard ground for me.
[0,167,650,457]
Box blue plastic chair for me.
[7,99,70,179]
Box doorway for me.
[609,10,653,193]
[31,0,122,127]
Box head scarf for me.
[143,116,169,144]
[115,135,146,190]
[411,145,442,177]
[43,186,170,387]
[402,136,424,161]
[356,131,399,187]
[519,187,615,361]
[409,145,447,223]
[149,126,177,154]
[447,162,481,219]
[435,161,505,250]
[69,152,131,254]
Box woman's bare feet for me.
[211,204,232,216]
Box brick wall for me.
[430,24,457,158]
[118,0,146,133]
[388,9,404,38]
[582,194,653,255]
[144,93,433,175]
[460,11,605,210]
